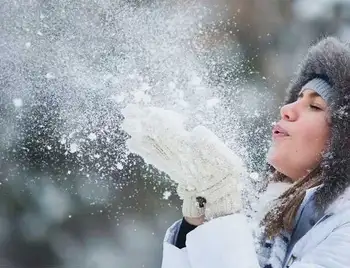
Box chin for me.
[267,153,301,181]
[267,146,279,167]
[267,148,288,175]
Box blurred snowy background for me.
[1,0,350,267]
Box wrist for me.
[184,215,205,226]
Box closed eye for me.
[309,104,322,111]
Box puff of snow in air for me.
[249,172,259,181]
[69,143,79,153]
[206,98,220,108]
[163,190,172,200]
[132,90,151,103]
[13,98,23,108]
[45,72,56,79]
[110,94,125,103]
[116,163,123,170]
[88,133,97,141]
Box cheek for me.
[267,117,330,175]
[298,121,330,152]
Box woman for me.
[122,37,350,268]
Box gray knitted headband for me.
[301,78,334,103]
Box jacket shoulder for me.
[289,221,350,268]
[289,209,350,267]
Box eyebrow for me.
[298,90,322,99]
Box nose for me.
[280,102,298,121]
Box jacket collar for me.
[325,186,350,215]
[302,185,350,216]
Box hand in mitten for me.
[186,125,246,219]
[121,104,205,218]
[121,104,247,220]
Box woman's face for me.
[267,89,331,181]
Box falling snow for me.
[13,98,23,108]
[163,191,172,200]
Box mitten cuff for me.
[205,194,241,220]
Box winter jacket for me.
[161,185,350,268]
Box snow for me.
[168,81,176,89]
[59,136,67,145]
[249,172,259,181]
[206,98,220,108]
[116,163,123,170]
[110,94,125,103]
[189,75,202,86]
[132,90,152,103]
[45,72,56,79]
[0,0,275,266]
[163,191,172,200]
[13,98,23,108]
[87,133,97,141]
[139,82,151,91]
[69,143,79,153]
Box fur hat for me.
[284,37,350,209]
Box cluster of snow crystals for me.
[12,98,23,108]
[249,172,260,181]
[69,143,79,154]
[206,98,221,109]
[116,163,123,170]
[88,133,97,141]
[162,191,172,200]
[335,105,349,119]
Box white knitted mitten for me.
[121,104,246,219]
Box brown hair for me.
[261,167,323,238]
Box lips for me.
[272,124,290,138]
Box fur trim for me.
[284,37,350,210]
[326,186,350,215]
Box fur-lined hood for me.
[284,37,350,210]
